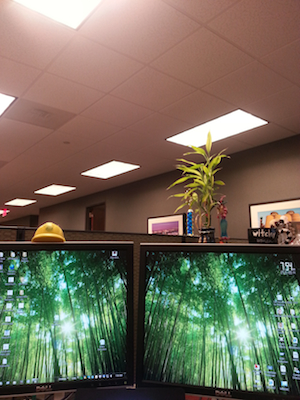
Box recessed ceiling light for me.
[13,0,103,29]
[166,109,268,147]
[0,93,16,116]
[34,184,76,196]
[81,161,140,179]
[5,198,37,207]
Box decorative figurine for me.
[217,195,229,243]
[274,216,293,245]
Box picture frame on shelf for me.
[147,214,186,236]
[249,198,300,228]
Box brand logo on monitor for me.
[215,389,232,397]
[36,385,52,392]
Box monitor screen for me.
[0,241,133,395]
[138,244,300,400]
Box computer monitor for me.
[137,243,300,400]
[0,241,133,395]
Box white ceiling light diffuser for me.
[81,161,140,179]
[13,0,103,29]
[5,199,37,207]
[34,184,76,196]
[167,109,268,147]
[0,93,16,116]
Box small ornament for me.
[186,209,193,236]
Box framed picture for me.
[147,214,185,235]
[249,198,300,228]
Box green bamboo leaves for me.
[168,131,229,228]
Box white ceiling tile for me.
[245,86,300,123]
[0,56,41,97]
[262,40,300,86]
[208,0,300,58]
[48,36,143,92]
[80,0,200,63]
[126,139,186,165]
[23,73,105,114]
[151,28,254,88]
[4,99,76,130]
[0,119,51,162]
[203,61,293,107]
[82,95,154,128]
[111,67,196,110]
[232,123,298,147]
[0,0,74,69]
[102,128,155,153]
[161,90,235,125]
[129,113,192,138]
[162,0,239,24]
[58,115,121,142]
[276,113,300,134]
[74,141,132,172]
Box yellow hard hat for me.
[31,222,65,242]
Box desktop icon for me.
[277,294,283,301]
[290,309,295,316]
[281,381,288,388]
[268,379,274,387]
[254,364,260,370]
[292,337,298,344]
[292,351,299,360]
[280,365,286,374]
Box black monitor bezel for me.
[0,241,134,395]
[137,243,300,400]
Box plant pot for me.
[198,228,215,243]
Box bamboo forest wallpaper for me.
[143,250,300,397]
[0,248,129,387]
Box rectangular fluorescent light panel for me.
[0,93,16,116]
[34,184,76,196]
[81,161,140,179]
[5,199,37,207]
[13,0,103,29]
[167,109,268,147]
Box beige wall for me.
[37,135,300,239]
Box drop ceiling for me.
[0,0,299,223]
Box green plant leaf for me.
[215,180,225,186]
[174,203,188,213]
[167,176,189,189]
[206,131,212,154]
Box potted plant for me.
[168,131,229,242]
